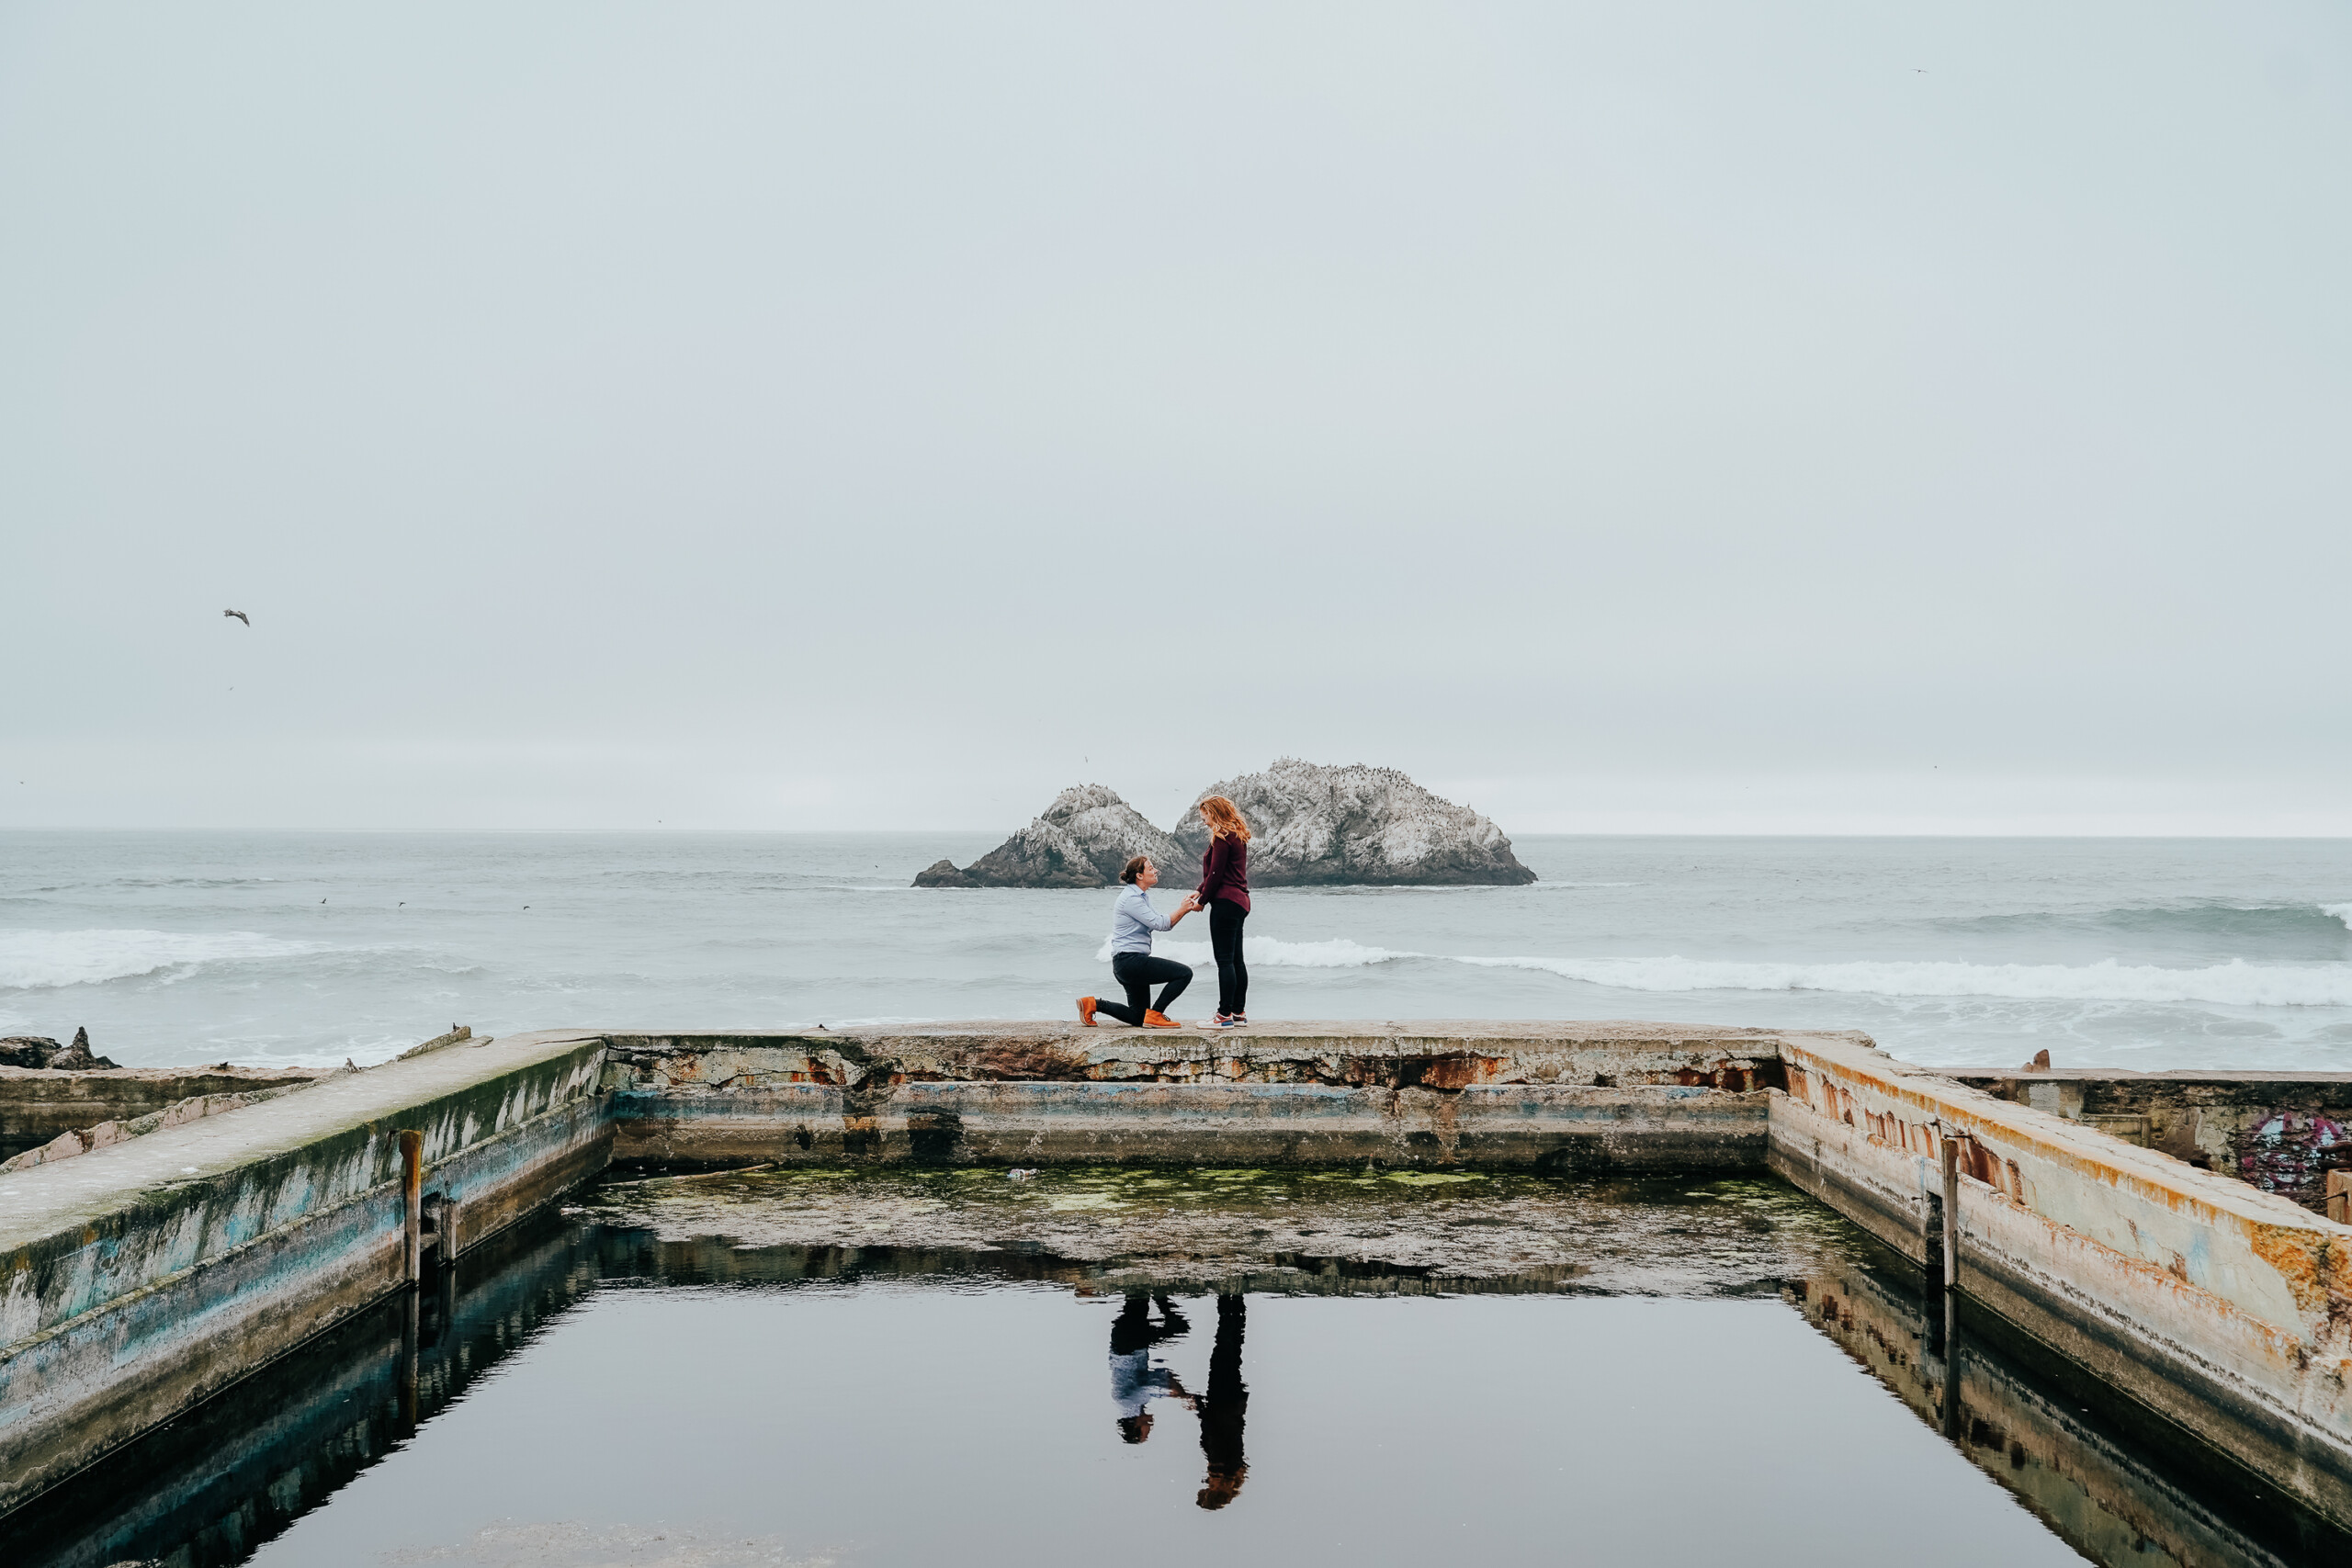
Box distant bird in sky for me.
[223,609,249,626]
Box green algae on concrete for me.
[564,1163,1860,1296]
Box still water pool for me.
[7,1170,2340,1568]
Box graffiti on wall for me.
[2235,1110,2348,1210]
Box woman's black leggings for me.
[1210,898,1248,1016]
[1100,952,1193,1025]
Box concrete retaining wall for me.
[1797,1241,2329,1568]
[1770,1032,2352,1528]
[9,1016,2352,1538]
[0,1065,324,1162]
[1951,1066,2352,1211]
[613,1078,1767,1168]
[602,1021,1782,1169]
[0,1031,608,1514]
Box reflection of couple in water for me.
[1108,1292,1250,1509]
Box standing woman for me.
[1193,795,1251,1028]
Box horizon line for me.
[2,825,2348,842]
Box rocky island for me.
[913,760,1535,887]
[912,784,1184,888]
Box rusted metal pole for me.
[399,1128,424,1287]
[1939,1132,1962,1288]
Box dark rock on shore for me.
[1170,759,1536,886]
[0,1027,124,1070]
[914,762,1536,888]
[0,1037,59,1069]
[914,784,1187,889]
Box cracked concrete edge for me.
[0,1032,605,1249]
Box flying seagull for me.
[223,609,249,626]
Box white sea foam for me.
[1454,953,2352,1008]
[2325,903,2352,934]
[0,929,325,990]
[1095,936,1420,968]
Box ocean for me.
[2,831,2347,1074]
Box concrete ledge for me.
[1767,1091,1940,1265]
[612,1080,1768,1169]
[0,1031,607,1513]
[1773,1032,2352,1529]
[0,1213,600,1568]
[599,1020,1792,1090]
[0,1065,325,1162]
[1943,1066,2352,1211]
[1799,1239,2335,1568]
[603,1021,1786,1171]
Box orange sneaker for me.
[1143,1010,1180,1028]
[1078,996,1099,1027]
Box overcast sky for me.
[4,2,2346,835]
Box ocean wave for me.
[1096,936,1421,969]
[1938,902,2352,945]
[0,929,326,990]
[1454,954,2352,1007]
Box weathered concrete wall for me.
[601,1021,1782,1170]
[0,1065,324,1161]
[1795,1242,2347,1567]
[2,1212,602,1568]
[0,1031,609,1515]
[12,1015,2352,1543]
[1950,1066,2352,1212]
[1770,1032,2352,1530]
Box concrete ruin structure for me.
[5,1021,2352,1545]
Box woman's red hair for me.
[1196,795,1251,841]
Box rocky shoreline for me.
[0,1028,119,1071]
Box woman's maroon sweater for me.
[1196,834,1250,912]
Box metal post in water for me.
[436,1246,458,1345]
[1939,1132,1962,1289]
[1939,1286,1964,1440]
[399,1129,424,1287]
[400,1287,420,1436]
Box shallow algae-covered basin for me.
[7,1167,2343,1568]
[565,1163,1847,1294]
